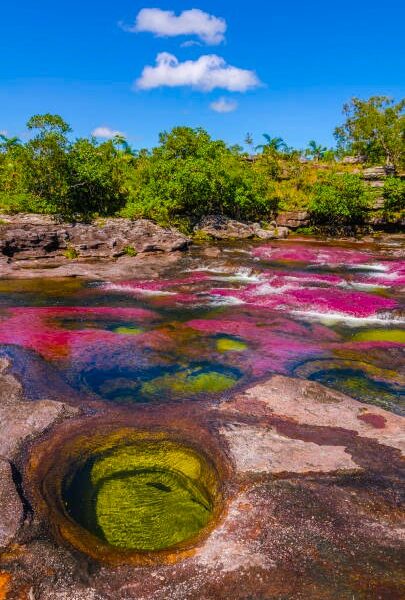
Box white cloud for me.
[132,8,226,45]
[0,130,8,137]
[210,97,238,113]
[92,126,125,139]
[136,53,260,92]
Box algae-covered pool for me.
[63,439,217,551]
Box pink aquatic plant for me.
[0,306,158,360]
[253,244,375,267]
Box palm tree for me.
[305,140,327,161]
[255,134,287,153]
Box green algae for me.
[113,326,143,336]
[63,440,216,551]
[352,329,405,344]
[140,366,239,399]
[216,337,247,353]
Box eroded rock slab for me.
[0,461,23,550]
[0,359,79,461]
[220,375,405,455]
[221,423,359,474]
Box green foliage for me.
[382,177,405,212]
[122,127,277,227]
[122,245,137,257]
[63,246,79,260]
[0,98,403,229]
[66,138,128,219]
[334,96,405,169]
[309,173,370,226]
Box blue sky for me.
[1,1,404,150]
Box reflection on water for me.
[0,238,404,413]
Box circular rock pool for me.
[28,425,225,564]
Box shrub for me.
[309,173,370,227]
[122,245,137,257]
[383,177,405,212]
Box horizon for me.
[1,1,404,150]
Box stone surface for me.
[0,359,79,460]
[276,211,310,229]
[195,215,289,240]
[363,165,396,180]
[0,460,23,550]
[0,215,190,261]
[220,375,405,455]
[221,423,359,474]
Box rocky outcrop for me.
[363,165,395,180]
[276,210,310,229]
[0,215,190,261]
[195,215,289,240]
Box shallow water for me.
[0,237,404,414]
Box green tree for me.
[23,113,72,210]
[122,127,276,227]
[309,173,371,228]
[334,96,405,169]
[66,138,128,219]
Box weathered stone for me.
[276,211,310,229]
[0,460,23,550]
[221,423,359,474]
[220,375,405,455]
[195,215,289,241]
[0,215,190,261]
[0,359,79,460]
[363,165,395,180]
[341,155,366,164]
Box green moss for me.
[216,337,247,353]
[352,329,405,344]
[140,366,238,398]
[113,326,143,336]
[123,245,137,257]
[64,246,79,260]
[63,440,215,551]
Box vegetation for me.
[0,96,404,233]
[309,173,371,228]
[334,96,405,170]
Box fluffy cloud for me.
[210,97,238,113]
[92,126,124,139]
[132,8,226,45]
[136,53,260,92]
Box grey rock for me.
[0,215,191,261]
[363,165,395,180]
[276,211,310,229]
[195,215,289,240]
[0,460,23,549]
[0,359,79,461]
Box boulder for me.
[0,460,23,550]
[276,211,310,229]
[0,215,191,261]
[363,165,395,180]
[195,215,289,240]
